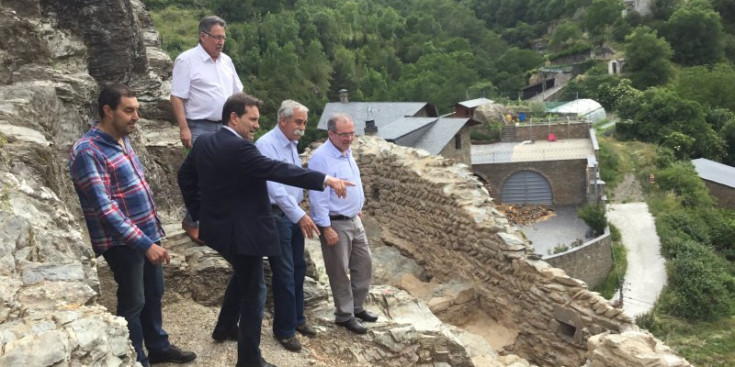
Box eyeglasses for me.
[202,30,226,41]
[330,131,355,138]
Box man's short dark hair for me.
[222,93,264,122]
[98,84,136,119]
[199,16,226,34]
[327,113,353,132]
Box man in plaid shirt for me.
[69,84,196,367]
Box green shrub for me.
[578,204,607,236]
[655,146,676,169]
[598,141,620,187]
[660,243,735,321]
[594,242,627,299]
[609,223,621,242]
[655,162,714,207]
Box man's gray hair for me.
[278,100,309,120]
[199,16,226,34]
[327,113,353,132]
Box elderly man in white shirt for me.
[255,100,320,352]
[170,15,243,243]
[308,113,378,335]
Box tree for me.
[582,0,625,41]
[617,88,726,159]
[549,21,583,51]
[492,47,543,97]
[675,64,735,112]
[664,0,725,65]
[721,119,735,165]
[392,51,481,112]
[651,0,683,21]
[624,27,673,89]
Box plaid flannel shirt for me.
[69,126,164,256]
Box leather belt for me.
[188,118,222,124]
[329,215,353,221]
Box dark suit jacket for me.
[177,128,326,256]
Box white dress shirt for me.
[171,44,243,121]
[308,139,365,227]
[255,127,307,223]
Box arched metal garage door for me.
[500,170,552,205]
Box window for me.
[455,134,461,150]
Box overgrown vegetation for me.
[577,203,606,236]
[594,225,627,299]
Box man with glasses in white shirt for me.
[308,113,378,335]
[171,15,243,244]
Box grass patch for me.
[596,136,657,197]
[593,225,627,299]
[640,314,735,367]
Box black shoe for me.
[276,335,302,352]
[211,327,238,342]
[335,317,367,334]
[148,344,197,364]
[236,357,277,367]
[295,323,317,337]
[355,310,379,322]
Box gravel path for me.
[607,202,667,319]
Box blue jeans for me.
[268,212,306,338]
[215,254,267,366]
[103,245,170,365]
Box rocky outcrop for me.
[0,0,178,365]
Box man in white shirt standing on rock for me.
[170,15,243,244]
[308,113,378,335]
[255,100,319,352]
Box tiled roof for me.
[378,117,436,141]
[414,118,469,155]
[317,102,433,134]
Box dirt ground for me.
[610,173,645,203]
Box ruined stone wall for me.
[510,122,591,142]
[353,136,692,367]
[544,230,612,289]
[703,180,735,210]
[354,136,633,366]
[474,160,588,205]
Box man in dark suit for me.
[177,93,350,367]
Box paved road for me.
[607,202,667,318]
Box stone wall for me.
[474,160,588,205]
[703,180,735,210]
[352,136,690,367]
[544,229,612,289]
[509,122,591,142]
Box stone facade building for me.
[472,123,602,206]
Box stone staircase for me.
[501,125,516,142]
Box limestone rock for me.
[586,330,692,367]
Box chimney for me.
[338,89,349,103]
[364,120,377,136]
